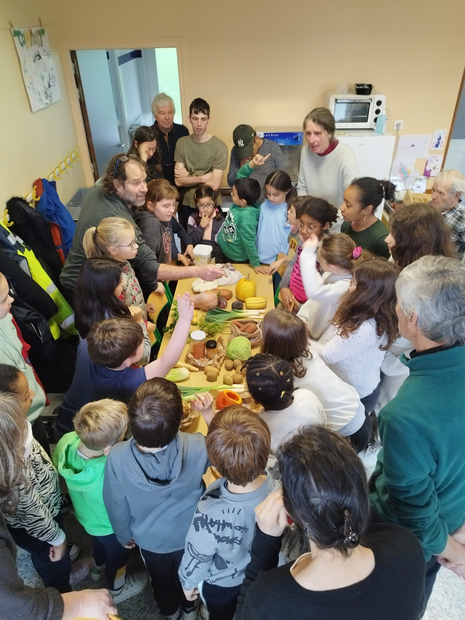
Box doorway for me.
[70,47,183,180]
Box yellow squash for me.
[245,297,267,309]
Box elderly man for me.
[227,125,284,203]
[431,169,465,258]
[370,255,465,603]
[60,154,222,298]
[151,93,189,185]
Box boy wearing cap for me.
[174,98,228,228]
[227,125,284,203]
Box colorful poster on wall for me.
[11,26,61,112]
[424,155,443,177]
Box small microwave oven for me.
[324,91,386,130]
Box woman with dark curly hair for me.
[235,425,425,620]
[386,202,456,270]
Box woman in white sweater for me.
[298,232,369,339]
[296,107,358,222]
[309,258,399,413]
[261,309,370,452]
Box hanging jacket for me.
[0,248,57,320]
[5,196,63,284]
[33,178,76,257]
[0,223,76,338]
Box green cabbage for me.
[226,336,252,361]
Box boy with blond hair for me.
[53,399,148,603]
[178,405,275,620]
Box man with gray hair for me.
[151,93,189,185]
[370,255,465,603]
[431,169,465,258]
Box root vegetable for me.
[232,373,244,384]
[225,359,234,371]
[206,371,219,382]
[223,374,233,386]
[219,289,232,300]
[233,359,243,369]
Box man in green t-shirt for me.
[174,98,228,228]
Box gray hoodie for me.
[103,433,208,553]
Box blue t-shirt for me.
[256,200,291,264]
[54,339,146,439]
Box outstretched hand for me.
[176,292,195,323]
[191,392,215,425]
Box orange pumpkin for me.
[235,275,257,301]
[216,390,242,410]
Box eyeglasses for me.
[197,202,215,210]
[118,239,138,250]
[113,154,139,178]
[299,221,318,232]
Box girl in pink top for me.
[279,197,338,311]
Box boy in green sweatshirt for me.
[217,154,270,274]
[53,399,148,604]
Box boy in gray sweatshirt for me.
[103,378,209,620]
[178,405,274,620]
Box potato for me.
[205,366,219,377]
[224,359,234,371]
[219,289,232,300]
[206,371,219,382]
[232,373,244,384]
[223,373,233,386]
[233,359,242,369]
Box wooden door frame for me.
[443,65,465,170]
[58,38,186,188]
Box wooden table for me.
[148,266,274,473]
[151,265,275,390]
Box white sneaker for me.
[70,556,93,587]
[110,571,148,604]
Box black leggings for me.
[347,413,371,453]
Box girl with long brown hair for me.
[310,258,399,412]
[261,309,369,452]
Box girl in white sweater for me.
[309,258,399,413]
[298,232,369,339]
[261,309,370,452]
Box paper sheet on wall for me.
[390,157,416,182]
[431,130,447,151]
[424,155,443,177]
[11,27,61,112]
[396,135,431,160]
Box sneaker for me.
[90,562,105,582]
[68,543,80,562]
[70,556,93,587]
[110,571,149,604]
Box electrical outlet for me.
[394,120,404,130]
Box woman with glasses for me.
[187,184,225,249]
[133,179,194,268]
[127,126,163,183]
[278,197,338,311]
